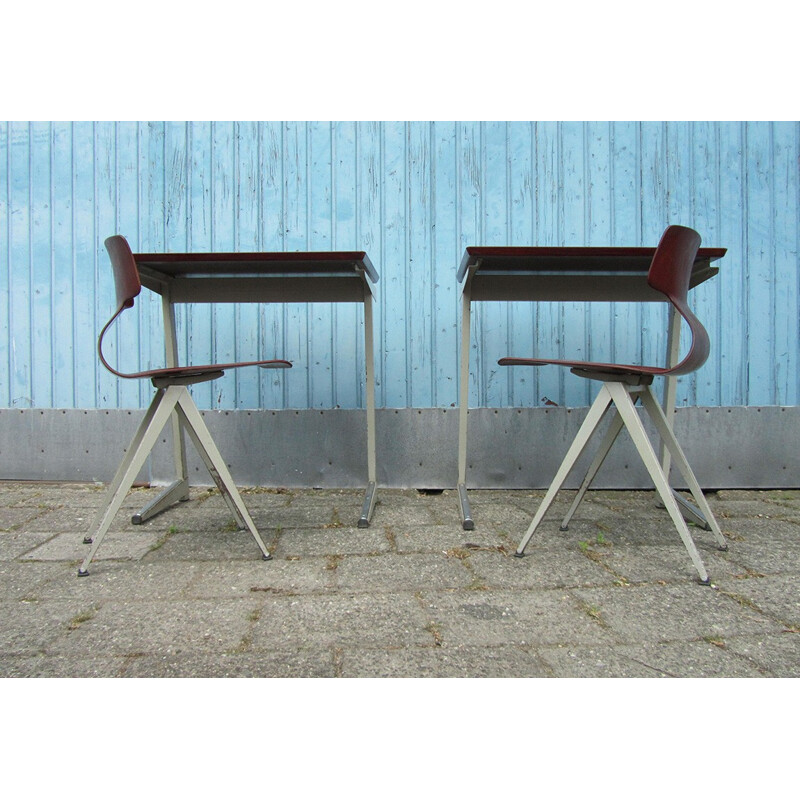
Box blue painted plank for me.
[381,121,409,408]
[29,122,54,408]
[7,122,33,407]
[356,121,383,408]
[257,121,288,410]
[431,121,459,408]
[771,121,799,406]
[50,122,76,408]
[234,121,265,409]
[744,121,774,406]
[71,121,99,409]
[282,121,312,409]
[407,121,434,408]
[717,122,747,407]
[331,120,360,409]
[185,121,215,410]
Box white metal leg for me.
[131,292,190,526]
[516,386,614,555]
[457,285,474,529]
[174,391,271,560]
[560,409,624,531]
[359,287,378,528]
[640,387,728,550]
[606,382,711,583]
[79,387,179,575]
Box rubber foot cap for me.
[513,551,525,559]
[262,554,273,561]
[83,537,93,544]
[77,569,89,577]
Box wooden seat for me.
[78,235,291,576]
[499,226,728,583]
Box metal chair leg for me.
[174,390,272,561]
[606,383,711,584]
[79,388,177,576]
[640,387,728,550]
[516,387,613,555]
[560,409,624,531]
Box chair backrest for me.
[647,225,710,376]
[104,235,142,310]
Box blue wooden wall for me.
[2,121,798,411]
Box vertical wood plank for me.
[331,120,360,409]
[282,121,311,408]
[771,121,798,406]
[356,121,383,407]
[407,121,433,408]
[30,122,53,408]
[7,123,32,407]
[50,122,76,408]
[744,121,773,406]
[258,121,287,409]
[381,121,408,407]
[431,121,458,408]
[72,121,98,409]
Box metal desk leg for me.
[659,306,710,529]
[457,287,474,530]
[358,287,378,527]
[132,290,190,525]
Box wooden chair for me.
[79,235,292,576]
[498,225,728,584]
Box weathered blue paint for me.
[2,121,798,411]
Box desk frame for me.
[129,251,379,528]
[456,246,725,530]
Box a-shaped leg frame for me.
[639,387,727,551]
[515,387,614,556]
[172,390,271,561]
[80,385,271,576]
[79,387,179,575]
[605,382,712,583]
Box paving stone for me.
[468,547,615,589]
[538,640,766,678]
[571,584,785,644]
[119,649,337,678]
[186,558,333,598]
[1,481,798,678]
[249,592,433,650]
[0,655,128,678]
[339,644,552,678]
[272,526,392,558]
[392,524,486,554]
[47,599,261,657]
[20,529,161,563]
[420,588,617,648]
[333,553,473,592]
[0,598,94,655]
[724,634,800,677]
[715,575,800,628]
[0,532,56,560]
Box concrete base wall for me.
[2,406,797,490]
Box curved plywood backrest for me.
[648,225,710,376]
[104,235,142,310]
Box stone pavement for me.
[0,481,798,677]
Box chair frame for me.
[499,226,728,584]
[79,236,291,576]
